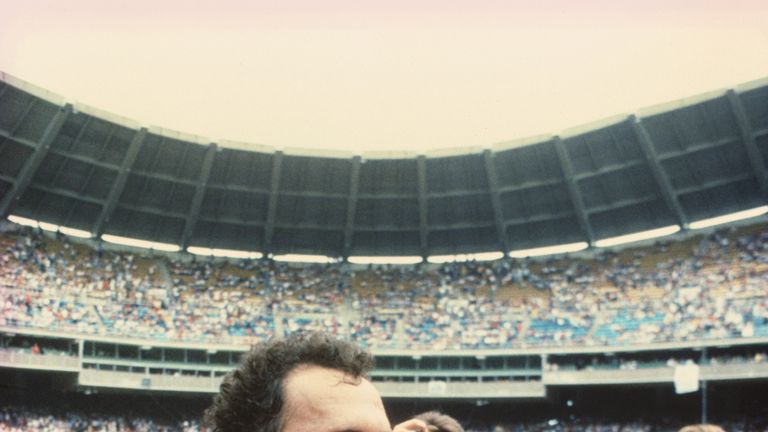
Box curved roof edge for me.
[74,102,141,130]
[147,125,211,146]
[218,139,275,154]
[425,145,484,158]
[360,150,420,160]
[282,146,356,159]
[559,113,629,139]
[0,71,67,106]
[735,75,768,93]
[491,133,554,152]
[635,88,728,118]
[2,70,766,159]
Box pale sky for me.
[1,0,767,153]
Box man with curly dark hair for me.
[205,332,391,432]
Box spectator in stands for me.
[205,332,390,432]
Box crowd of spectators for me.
[463,418,768,432]
[0,406,200,432]
[1,221,767,349]
[3,405,768,432]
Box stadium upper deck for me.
[1,72,767,257]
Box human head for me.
[206,332,387,432]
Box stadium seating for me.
[2,222,767,349]
[3,403,768,432]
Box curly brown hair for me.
[205,332,374,432]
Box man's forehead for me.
[285,365,360,387]
[283,365,378,404]
[282,365,389,432]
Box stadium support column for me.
[181,143,217,249]
[553,136,595,246]
[92,128,147,237]
[0,104,71,219]
[630,115,689,228]
[727,90,768,198]
[483,149,510,255]
[263,151,283,255]
[78,339,84,369]
[417,155,429,260]
[343,156,361,258]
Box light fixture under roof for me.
[347,255,423,265]
[272,254,338,264]
[508,242,589,258]
[595,225,680,248]
[37,221,60,232]
[7,215,92,238]
[58,226,92,238]
[7,215,39,227]
[101,234,180,252]
[427,251,504,263]
[187,246,262,259]
[688,206,768,230]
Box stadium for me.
[2,3,768,431]
[2,70,768,430]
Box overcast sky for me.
[1,0,767,153]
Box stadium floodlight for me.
[688,206,768,230]
[7,215,40,227]
[272,254,338,264]
[595,225,680,248]
[347,256,423,265]
[187,246,262,259]
[101,234,181,252]
[58,226,92,238]
[7,215,93,238]
[508,242,588,258]
[37,221,60,232]
[427,251,505,263]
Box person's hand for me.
[392,418,437,432]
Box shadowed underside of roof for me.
[0,73,767,256]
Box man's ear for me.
[392,418,431,432]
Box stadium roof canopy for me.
[1,72,767,258]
